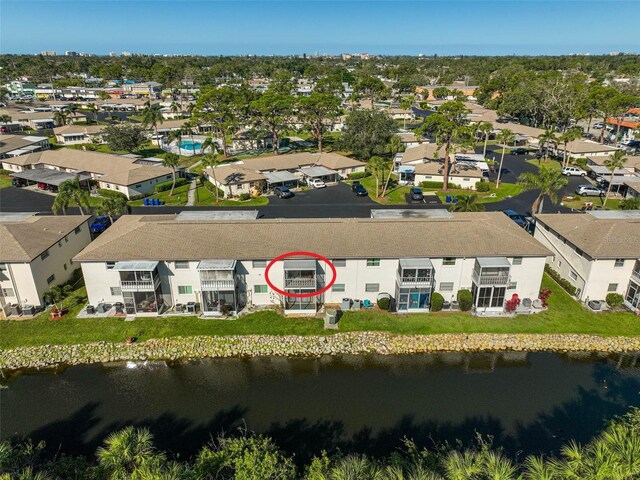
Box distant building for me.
[40,51,57,56]
[65,51,79,57]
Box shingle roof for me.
[0,134,48,155]
[535,213,640,259]
[206,164,267,185]
[239,152,365,172]
[1,215,91,262]
[565,140,619,154]
[74,212,551,262]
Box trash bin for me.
[352,299,362,310]
[97,303,107,313]
[186,302,197,313]
[341,298,351,310]
[86,305,95,314]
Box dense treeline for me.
[2,408,640,479]
[1,54,639,89]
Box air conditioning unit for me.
[589,300,602,311]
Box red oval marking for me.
[264,251,336,298]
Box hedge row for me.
[544,264,577,296]
[97,189,128,199]
[347,171,372,180]
[419,180,460,189]
[154,177,188,193]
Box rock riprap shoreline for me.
[2,332,640,371]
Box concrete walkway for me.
[186,179,197,206]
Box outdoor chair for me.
[363,299,373,308]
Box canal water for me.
[2,352,640,462]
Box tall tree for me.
[353,75,387,109]
[367,156,387,197]
[477,121,493,158]
[52,175,90,215]
[381,135,405,197]
[101,123,147,152]
[298,93,341,152]
[449,194,485,212]
[602,150,628,207]
[495,129,515,188]
[141,101,163,144]
[417,101,471,192]
[162,152,181,196]
[518,167,568,214]
[201,153,222,203]
[537,129,557,164]
[95,194,128,225]
[53,110,68,126]
[558,127,583,168]
[86,103,98,124]
[193,85,244,158]
[337,109,395,161]
[249,93,295,155]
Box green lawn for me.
[430,182,522,204]
[129,182,191,206]
[2,275,638,350]
[0,174,12,189]
[346,175,412,204]
[526,158,563,171]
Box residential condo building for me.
[74,212,550,316]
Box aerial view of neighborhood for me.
[1,0,640,478]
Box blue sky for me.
[1,1,638,56]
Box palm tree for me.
[201,153,222,203]
[52,175,90,215]
[602,150,628,207]
[442,451,482,480]
[0,114,12,124]
[53,110,68,126]
[96,426,165,480]
[449,194,485,212]
[166,129,182,150]
[537,130,557,164]
[95,195,128,225]
[559,127,583,168]
[141,101,164,145]
[477,121,493,158]
[495,129,515,188]
[169,101,181,118]
[86,103,98,124]
[381,136,405,197]
[162,152,181,196]
[367,156,387,197]
[518,167,568,214]
[522,456,556,480]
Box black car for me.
[352,182,368,196]
[511,147,529,155]
[11,177,27,187]
[273,186,294,199]
[410,187,424,201]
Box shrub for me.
[97,189,128,200]
[377,296,390,310]
[0,168,12,176]
[606,293,624,308]
[239,192,251,201]
[504,293,521,313]
[475,181,491,192]
[347,171,371,180]
[457,289,473,311]
[83,143,97,151]
[154,177,188,193]
[538,288,552,307]
[574,157,588,168]
[544,264,577,295]
[430,292,444,312]
[419,181,460,189]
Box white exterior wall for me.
[97,173,173,199]
[81,262,125,305]
[1,222,91,311]
[414,173,482,190]
[583,259,636,302]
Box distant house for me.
[0,213,92,315]
[561,140,619,159]
[396,132,421,148]
[122,82,162,98]
[53,125,105,145]
[416,85,479,101]
[386,108,416,121]
[0,134,50,159]
[231,129,274,151]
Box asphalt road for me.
[1,155,589,218]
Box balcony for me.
[632,269,640,283]
[472,271,510,286]
[284,278,316,289]
[120,279,158,291]
[397,273,433,287]
[201,279,235,290]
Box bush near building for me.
[544,264,578,296]
[457,289,473,311]
[154,177,188,193]
[606,293,624,308]
[431,292,444,312]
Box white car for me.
[307,178,326,188]
[593,122,605,129]
[562,166,587,176]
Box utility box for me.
[324,308,339,330]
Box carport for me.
[11,169,92,190]
[263,171,301,189]
[5,145,45,157]
[298,166,339,184]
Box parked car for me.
[273,186,294,199]
[562,166,587,176]
[11,178,27,187]
[511,147,529,155]
[503,209,528,228]
[307,178,326,189]
[593,122,605,129]
[575,185,605,196]
[90,216,111,235]
[410,187,424,201]
[351,182,368,196]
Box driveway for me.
[0,186,57,212]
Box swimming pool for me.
[179,140,202,151]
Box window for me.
[178,285,193,294]
[253,260,267,268]
[40,249,50,260]
[439,282,454,291]
[463,177,470,181]
[332,283,346,292]
[569,271,578,281]
[0,264,6,271]
[366,259,380,267]
[508,281,518,290]
[74,226,81,234]
[175,261,190,269]
[365,283,379,292]
[136,184,142,188]
[254,284,268,294]
[110,287,121,296]
[512,257,523,266]
[332,259,346,267]
[608,283,618,292]
[2,288,15,297]
[46,274,55,284]
[106,261,116,270]
[614,259,625,268]
[443,258,456,266]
